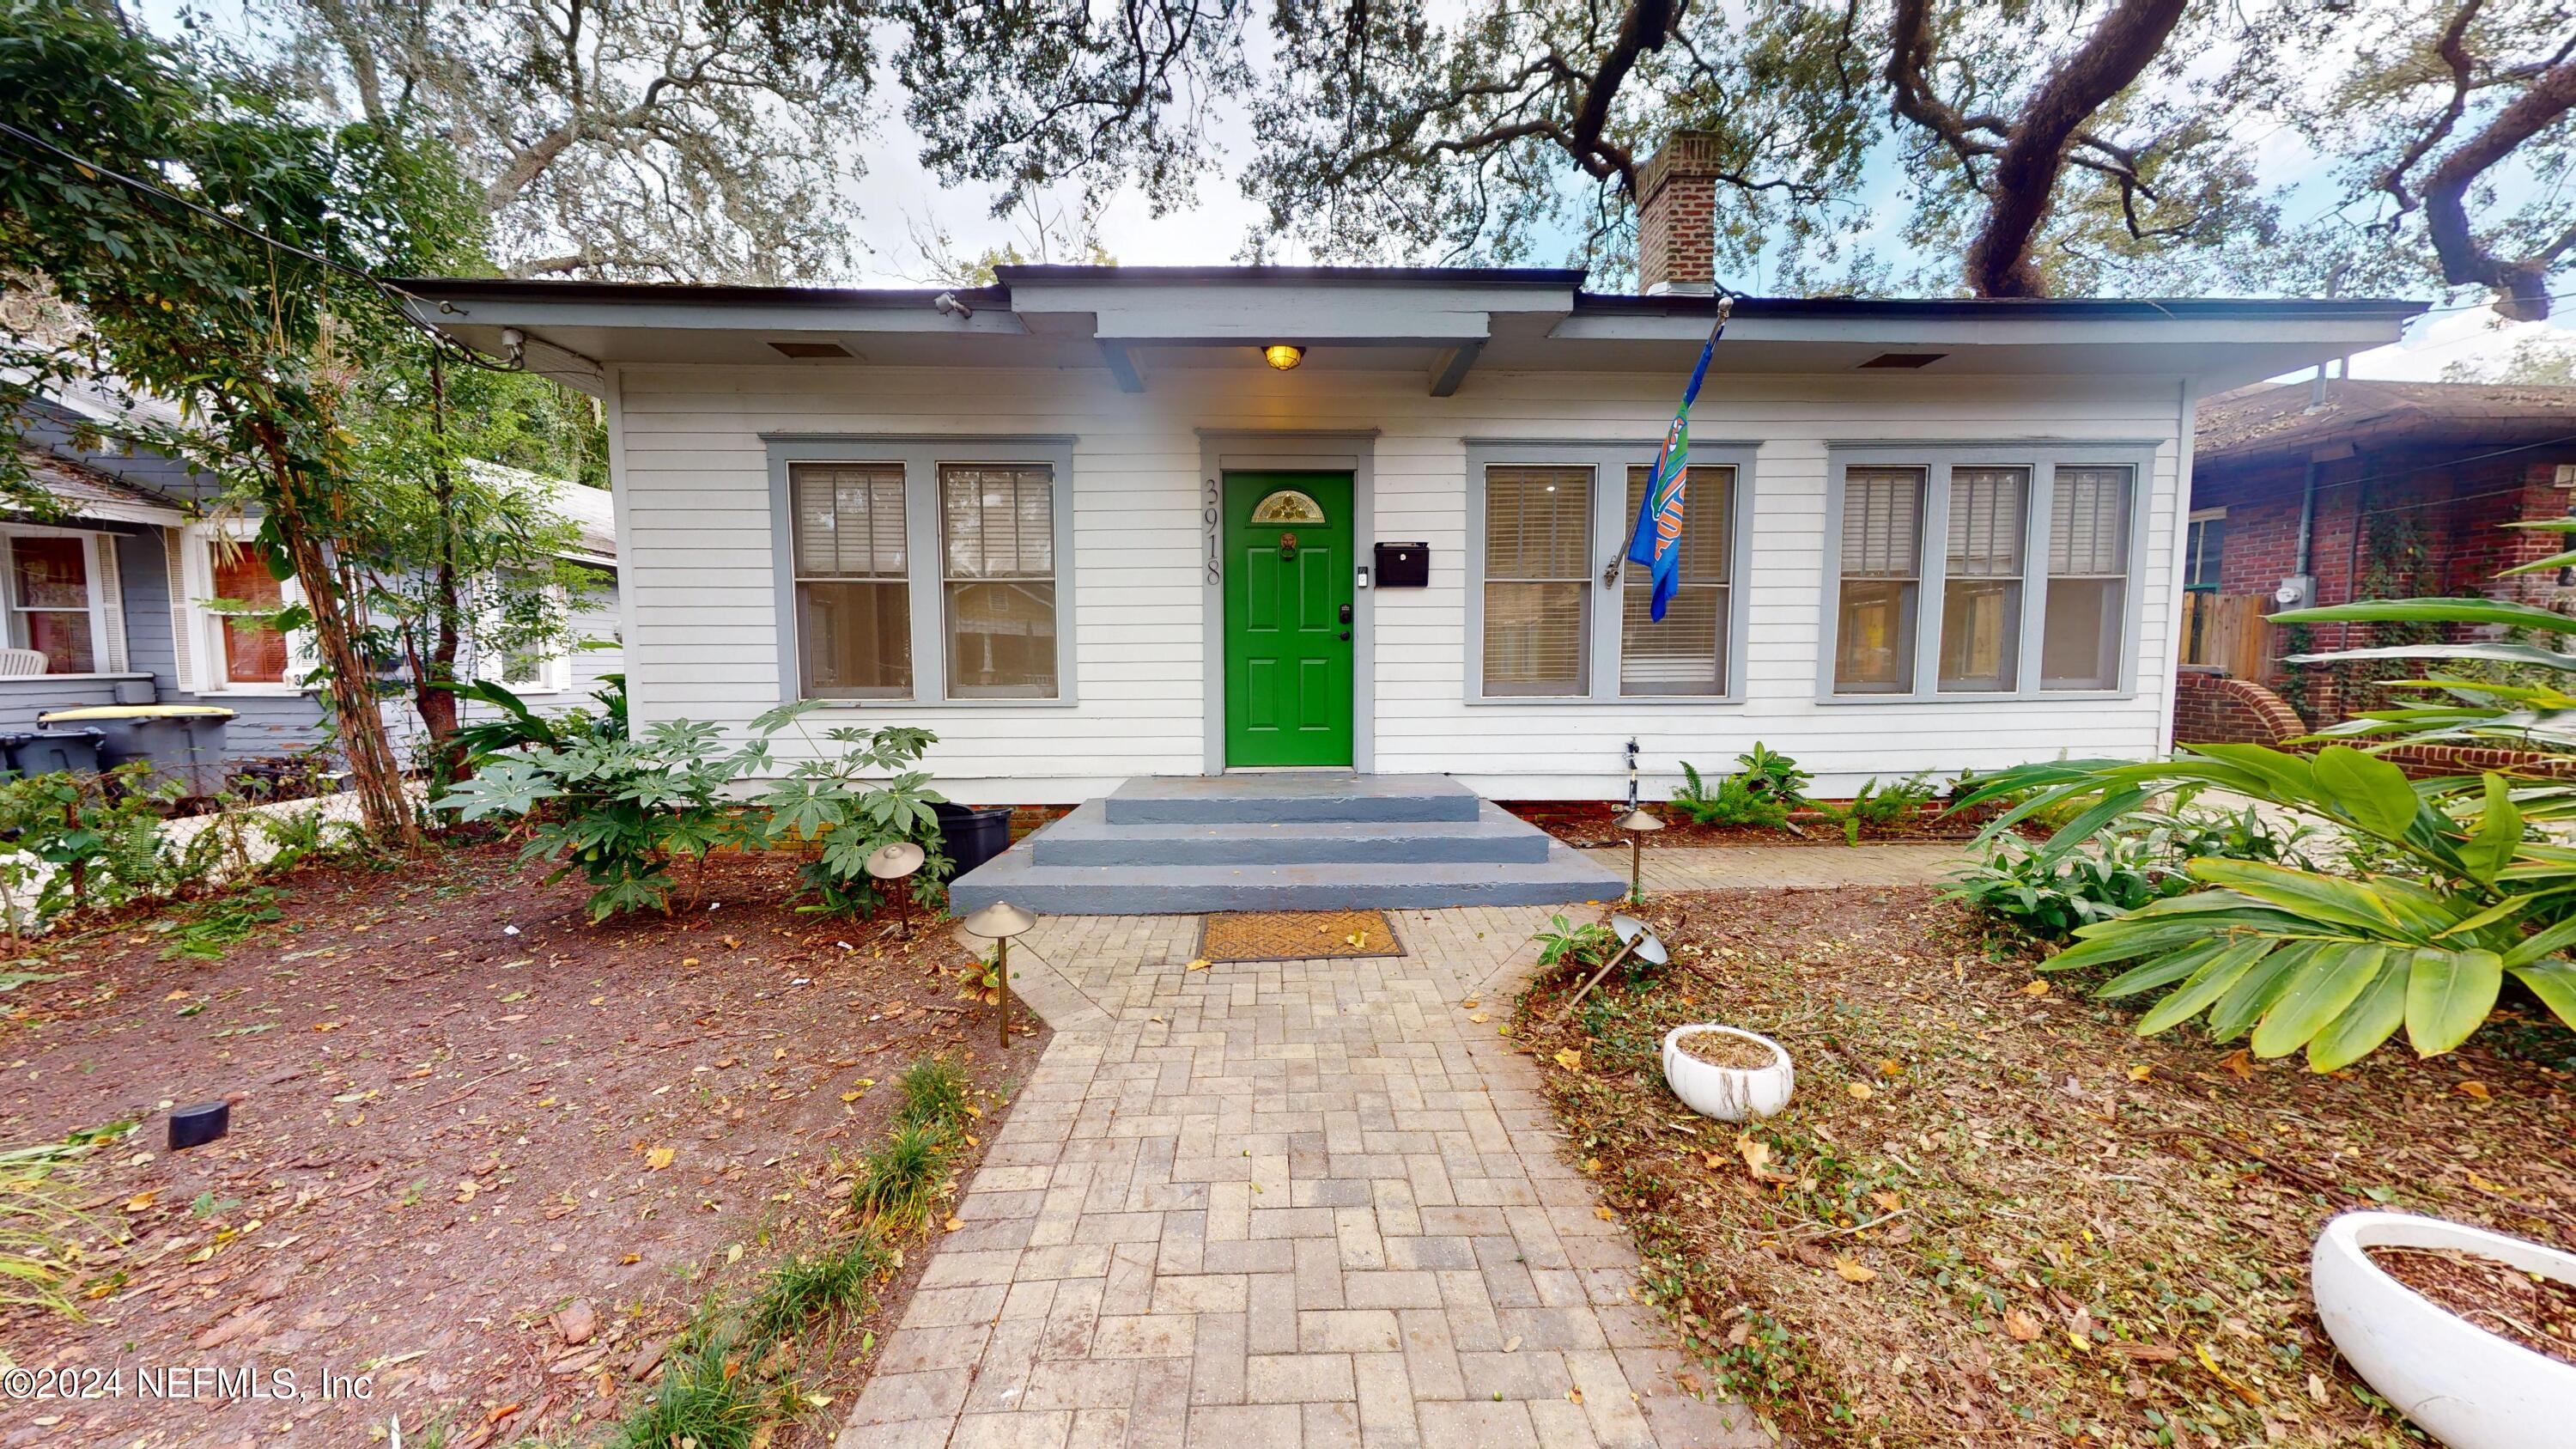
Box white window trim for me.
[178,521,313,696]
[1817,442,2159,703]
[2184,507,2227,593]
[1462,439,1759,705]
[474,576,575,696]
[0,523,127,677]
[764,435,1080,707]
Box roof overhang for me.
[394,267,2424,399]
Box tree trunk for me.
[418,350,467,784]
[262,445,420,849]
[1957,0,2190,297]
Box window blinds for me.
[793,464,907,578]
[1843,468,1925,577]
[2050,466,2130,576]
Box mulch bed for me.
[1199,909,1400,963]
[1500,799,1995,849]
[0,842,1046,1449]
[1508,885,2575,1447]
[2366,1245,2576,1367]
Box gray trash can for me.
[2,727,108,776]
[37,705,236,797]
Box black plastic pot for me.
[933,801,1015,878]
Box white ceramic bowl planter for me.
[2311,1209,2576,1449]
[1660,1024,1794,1122]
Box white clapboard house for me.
[403,136,2416,913]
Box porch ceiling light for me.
[1263,344,1305,371]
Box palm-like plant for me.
[1954,744,2576,1071]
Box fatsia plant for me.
[1954,743,2576,1071]
[753,716,952,916]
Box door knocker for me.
[1279,532,1299,559]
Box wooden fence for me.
[2179,591,2272,681]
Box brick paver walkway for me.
[840,904,1764,1448]
[1589,842,1965,895]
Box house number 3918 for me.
[1204,478,1221,584]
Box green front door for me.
[1224,472,1355,768]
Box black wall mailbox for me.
[1373,542,1431,588]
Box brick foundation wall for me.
[2172,670,2306,746]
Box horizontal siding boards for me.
[611,362,2184,798]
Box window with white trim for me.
[1620,464,1734,696]
[0,527,122,675]
[1482,466,1592,697]
[477,570,575,694]
[1825,451,2144,699]
[775,441,1075,704]
[179,523,310,693]
[2184,508,2225,592]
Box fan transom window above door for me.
[1249,490,1327,524]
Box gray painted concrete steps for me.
[1101,771,1483,824]
[950,773,1625,915]
[1031,799,1552,866]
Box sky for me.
[148,0,2573,382]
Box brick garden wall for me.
[2172,670,2306,746]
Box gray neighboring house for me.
[3,381,621,768]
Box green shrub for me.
[1945,831,2190,940]
[895,1055,973,1136]
[1955,746,2576,1070]
[610,1324,772,1449]
[1811,772,1941,845]
[745,1229,894,1345]
[756,719,950,918]
[1734,743,1812,805]
[851,1123,949,1231]
[1534,914,1619,972]
[439,697,950,922]
[1670,762,1791,831]
[0,764,173,928]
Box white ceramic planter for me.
[2311,1209,2576,1449]
[1659,1025,1793,1122]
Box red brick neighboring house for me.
[2178,378,2576,746]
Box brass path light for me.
[962,899,1036,1048]
[865,841,927,940]
[1613,806,1663,906]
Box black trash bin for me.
[933,801,1015,877]
[0,727,106,776]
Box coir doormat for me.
[1198,909,1402,963]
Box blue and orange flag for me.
[1625,295,1734,621]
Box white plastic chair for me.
[0,648,47,678]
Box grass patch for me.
[852,1123,950,1232]
[746,1227,895,1345]
[609,1324,774,1449]
[895,1053,974,1135]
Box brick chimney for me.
[1636,131,1724,295]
